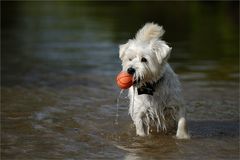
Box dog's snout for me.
[127,67,135,75]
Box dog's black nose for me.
[127,67,135,75]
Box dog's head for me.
[119,23,172,86]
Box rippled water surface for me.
[2,2,239,160]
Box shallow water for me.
[2,2,239,160]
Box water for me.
[1,2,239,160]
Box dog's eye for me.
[141,57,147,62]
[129,58,132,61]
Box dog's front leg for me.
[176,117,190,139]
[134,113,147,136]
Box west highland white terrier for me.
[119,23,189,139]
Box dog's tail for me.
[135,22,165,42]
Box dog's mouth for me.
[133,77,141,86]
[132,73,151,87]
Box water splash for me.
[114,89,124,125]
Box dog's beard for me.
[132,68,159,87]
[132,69,147,87]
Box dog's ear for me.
[135,23,165,42]
[119,42,130,60]
[151,40,172,63]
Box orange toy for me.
[116,71,133,89]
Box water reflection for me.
[2,1,239,160]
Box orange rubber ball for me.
[116,71,133,89]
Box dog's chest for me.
[133,93,164,112]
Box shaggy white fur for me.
[119,23,190,139]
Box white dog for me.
[119,23,189,139]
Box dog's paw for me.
[176,132,190,139]
[136,130,147,137]
[176,117,190,139]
